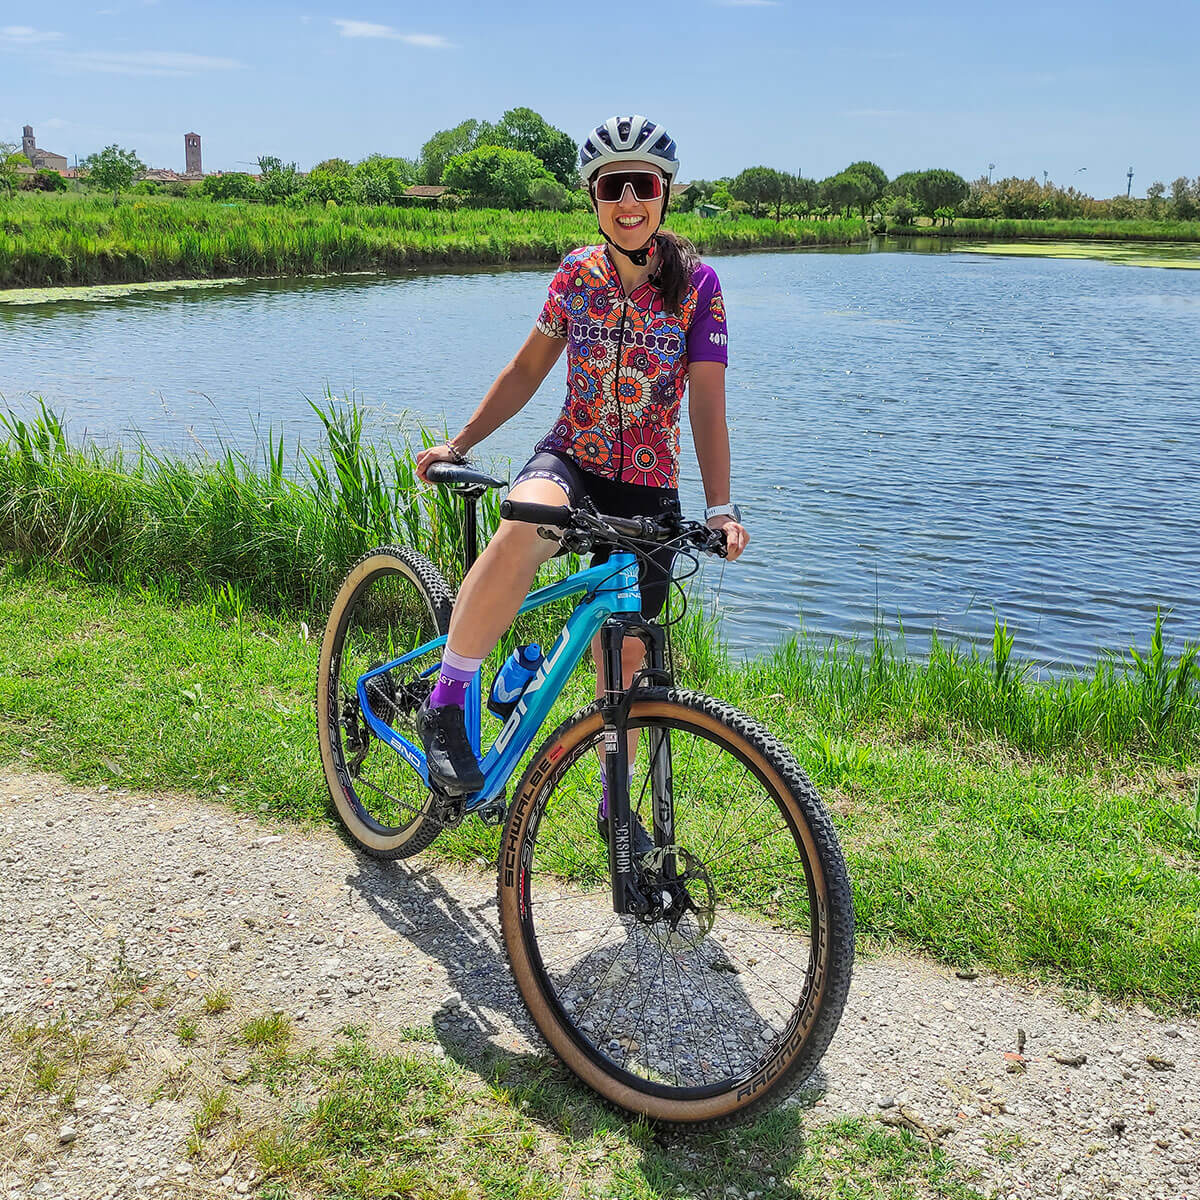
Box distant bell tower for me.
[184,132,202,176]
[22,125,35,159]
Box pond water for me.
[2,241,1199,668]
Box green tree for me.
[82,144,145,205]
[351,154,416,205]
[1145,181,1166,219]
[0,144,31,196]
[305,166,354,205]
[442,145,555,208]
[489,107,577,187]
[885,193,918,226]
[200,172,259,202]
[311,157,353,176]
[529,177,570,210]
[27,168,68,193]
[730,166,789,219]
[820,170,873,217]
[1169,177,1196,220]
[787,175,819,217]
[912,169,969,220]
[419,119,492,185]
[256,156,301,203]
[843,160,887,212]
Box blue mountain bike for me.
[317,462,854,1128]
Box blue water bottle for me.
[487,644,544,720]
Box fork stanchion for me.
[600,618,634,914]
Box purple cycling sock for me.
[598,765,636,819]
[428,648,482,709]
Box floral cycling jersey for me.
[533,244,728,488]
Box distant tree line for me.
[5,119,1197,225]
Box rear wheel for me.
[317,545,453,859]
[497,689,854,1129]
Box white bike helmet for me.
[579,115,680,185]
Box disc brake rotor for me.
[638,845,716,950]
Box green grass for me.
[244,1028,978,1199]
[1,567,1197,1011]
[0,192,870,289]
[3,400,1196,762]
[889,217,1200,242]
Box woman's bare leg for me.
[444,477,569,660]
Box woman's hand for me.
[415,443,463,484]
[707,515,749,562]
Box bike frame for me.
[356,552,645,810]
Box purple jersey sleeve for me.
[686,264,728,365]
[535,259,571,339]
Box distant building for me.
[184,132,202,176]
[20,125,68,172]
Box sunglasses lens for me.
[596,172,663,202]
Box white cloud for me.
[400,33,452,47]
[51,49,245,76]
[0,25,65,43]
[333,19,452,46]
[334,19,393,37]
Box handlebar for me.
[499,498,727,558]
[499,499,573,528]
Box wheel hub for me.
[635,845,716,949]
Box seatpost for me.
[463,494,479,572]
[459,485,486,574]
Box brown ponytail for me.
[650,229,699,315]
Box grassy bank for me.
[2,405,1198,1010]
[0,193,869,288]
[888,217,1200,242]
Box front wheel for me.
[497,689,854,1130]
[317,545,453,859]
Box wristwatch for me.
[704,503,742,523]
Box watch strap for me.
[704,503,739,522]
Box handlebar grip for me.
[499,499,573,528]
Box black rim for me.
[515,712,825,1101]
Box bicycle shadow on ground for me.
[342,847,839,1194]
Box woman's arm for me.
[688,360,749,562]
[416,329,566,480]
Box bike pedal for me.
[477,794,507,827]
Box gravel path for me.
[0,770,1196,1200]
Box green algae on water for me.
[0,277,245,306]
[954,241,1200,269]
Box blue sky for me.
[2,1,1196,194]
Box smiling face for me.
[592,158,667,251]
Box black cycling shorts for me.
[510,450,680,620]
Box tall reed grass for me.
[0,194,870,288]
[1,400,1196,762]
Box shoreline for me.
[7,194,1199,292]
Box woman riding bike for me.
[414,114,749,813]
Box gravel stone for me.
[1,769,1197,1200]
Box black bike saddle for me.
[424,461,506,490]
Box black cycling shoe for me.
[416,700,484,796]
[596,805,657,858]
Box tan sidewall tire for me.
[316,547,451,857]
[497,691,854,1129]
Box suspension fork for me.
[599,618,675,915]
